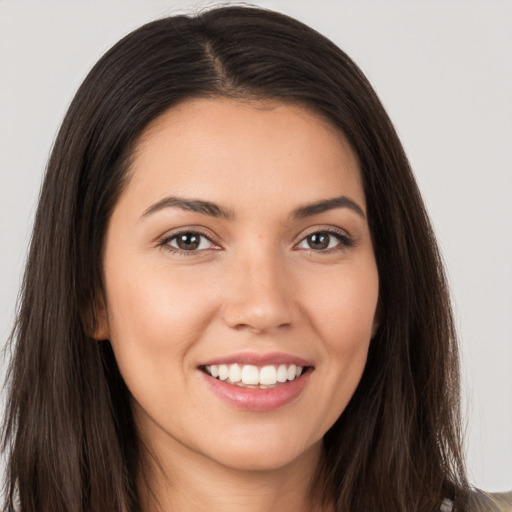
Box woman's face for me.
[97,98,379,474]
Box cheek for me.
[304,260,379,347]
[102,257,218,386]
[301,261,378,418]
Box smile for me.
[199,353,313,411]
[203,363,304,388]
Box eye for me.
[161,230,218,254]
[296,230,353,252]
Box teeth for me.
[218,364,229,381]
[259,365,277,385]
[276,364,287,383]
[205,363,305,387]
[229,364,241,383]
[241,365,259,385]
[286,364,297,380]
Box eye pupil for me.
[176,233,200,250]
[308,232,330,250]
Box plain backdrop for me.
[0,0,511,492]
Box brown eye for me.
[297,229,353,252]
[306,232,331,250]
[175,233,201,250]
[165,231,216,253]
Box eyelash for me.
[297,228,355,254]
[158,228,354,257]
[159,228,218,256]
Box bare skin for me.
[96,98,378,511]
[136,432,326,512]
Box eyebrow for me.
[141,196,235,220]
[141,194,365,221]
[290,196,366,220]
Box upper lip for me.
[199,352,312,367]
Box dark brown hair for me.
[1,5,489,512]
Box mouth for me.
[198,355,314,411]
[200,363,312,389]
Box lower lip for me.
[201,371,311,411]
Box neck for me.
[136,436,328,512]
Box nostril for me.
[221,272,298,333]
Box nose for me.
[222,251,299,334]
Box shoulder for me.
[443,490,512,512]
[485,491,512,511]
[469,490,512,512]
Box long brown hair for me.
[1,5,488,511]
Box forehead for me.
[124,97,365,216]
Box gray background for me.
[1,0,511,491]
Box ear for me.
[371,318,379,339]
[89,292,110,341]
[371,301,382,339]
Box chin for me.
[202,429,321,473]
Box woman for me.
[1,5,509,512]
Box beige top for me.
[466,490,512,512]
[484,491,512,511]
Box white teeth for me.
[259,365,277,385]
[286,364,297,381]
[276,364,287,383]
[205,363,305,386]
[218,364,229,381]
[229,364,241,383]
[241,365,259,385]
